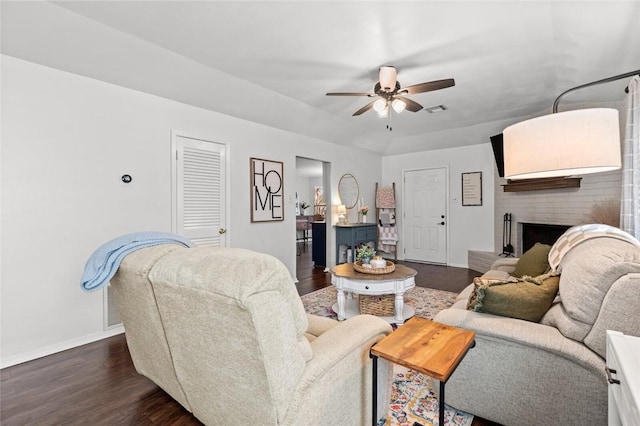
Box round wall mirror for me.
[338,174,359,209]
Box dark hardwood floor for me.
[295,242,480,296]
[1,244,498,426]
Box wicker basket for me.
[353,260,396,274]
[359,294,395,316]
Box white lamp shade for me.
[373,98,386,113]
[337,204,347,215]
[503,108,621,180]
[379,66,397,91]
[392,98,406,113]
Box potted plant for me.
[299,201,310,215]
[359,205,369,223]
[355,244,376,264]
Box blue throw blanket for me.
[80,231,193,292]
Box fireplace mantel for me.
[502,177,581,192]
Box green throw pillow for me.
[467,273,560,322]
[466,276,518,310]
[512,242,552,278]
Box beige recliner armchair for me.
[434,235,640,426]
[110,245,393,425]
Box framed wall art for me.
[250,157,284,222]
[313,186,326,218]
[462,172,483,206]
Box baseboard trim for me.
[1,325,125,369]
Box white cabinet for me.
[606,330,640,426]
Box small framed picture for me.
[250,157,284,222]
[462,172,482,206]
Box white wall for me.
[382,144,495,267]
[0,55,381,366]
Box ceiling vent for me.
[425,105,447,113]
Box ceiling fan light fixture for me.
[379,66,397,91]
[326,66,454,122]
[373,98,387,113]
[392,99,406,113]
[377,106,389,118]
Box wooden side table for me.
[370,317,475,426]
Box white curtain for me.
[621,75,640,238]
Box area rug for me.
[301,285,460,321]
[301,286,473,426]
[384,365,473,426]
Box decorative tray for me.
[353,260,395,275]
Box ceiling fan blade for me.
[326,92,374,97]
[399,78,455,95]
[395,96,423,112]
[353,101,375,116]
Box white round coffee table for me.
[330,263,417,323]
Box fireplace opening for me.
[521,223,572,253]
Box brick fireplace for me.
[520,222,571,252]
[470,222,572,273]
[467,167,623,273]
[494,169,622,257]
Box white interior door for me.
[172,132,227,247]
[403,167,447,264]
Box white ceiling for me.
[2,1,639,155]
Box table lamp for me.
[337,204,347,224]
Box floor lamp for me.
[503,69,640,180]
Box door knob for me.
[439,222,445,225]
[218,228,226,234]
[441,215,445,218]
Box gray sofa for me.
[434,236,640,425]
[110,245,393,425]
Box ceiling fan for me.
[326,66,455,122]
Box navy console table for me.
[311,222,326,267]
[335,223,378,264]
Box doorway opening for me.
[295,157,329,283]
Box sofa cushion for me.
[548,223,640,272]
[512,243,552,278]
[481,270,513,281]
[455,283,475,303]
[542,237,640,347]
[467,273,560,322]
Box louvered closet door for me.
[173,134,226,247]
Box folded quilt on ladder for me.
[376,187,396,208]
[378,225,398,254]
